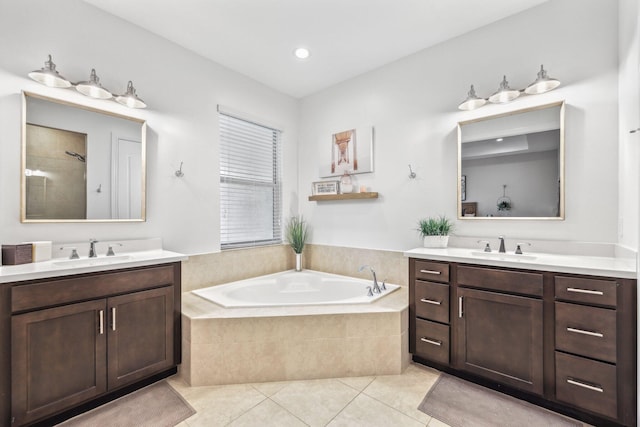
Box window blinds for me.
[219,112,282,249]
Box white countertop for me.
[0,238,188,283]
[404,247,637,279]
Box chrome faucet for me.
[359,265,381,294]
[89,239,99,258]
[498,236,506,253]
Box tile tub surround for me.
[180,286,409,386]
[181,244,409,293]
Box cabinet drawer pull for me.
[420,298,441,305]
[567,378,604,393]
[419,269,441,275]
[566,287,604,296]
[99,310,104,335]
[111,307,117,331]
[566,327,603,338]
[458,296,463,318]
[420,337,442,346]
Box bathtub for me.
[181,269,409,386]
[192,269,400,308]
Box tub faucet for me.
[359,265,381,294]
[498,236,506,253]
[89,239,99,258]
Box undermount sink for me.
[470,251,537,261]
[52,255,132,267]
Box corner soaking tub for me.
[192,269,400,308]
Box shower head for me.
[65,150,86,162]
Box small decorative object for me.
[2,244,33,265]
[417,216,454,248]
[285,215,308,271]
[312,180,340,195]
[496,184,512,211]
[340,170,353,193]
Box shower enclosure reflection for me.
[22,92,146,222]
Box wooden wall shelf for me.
[308,192,379,202]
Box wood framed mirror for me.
[21,92,146,222]
[457,101,565,220]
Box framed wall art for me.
[312,180,340,195]
[320,126,374,177]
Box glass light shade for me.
[28,55,71,88]
[458,85,487,110]
[488,76,520,104]
[76,69,112,99]
[115,81,147,109]
[525,65,560,95]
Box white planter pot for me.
[423,235,449,248]
[295,253,302,271]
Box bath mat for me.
[58,381,195,427]
[418,374,580,427]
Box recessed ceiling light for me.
[496,138,504,142]
[294,47,310,59]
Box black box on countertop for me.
[2,244,33,265]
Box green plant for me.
[497,200,512,211]
[417,216,454,237]
[285,215,308,254]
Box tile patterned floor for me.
[168,363,587,427]
[168,363,444,427]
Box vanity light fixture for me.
[524,65,561,95]
[75,69,112,99]
[458,65,560,111]
[28,55,71,88]
[115,81,147,109]
[488,76,520,104]
[28,54,147,109]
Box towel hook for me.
[175,161,184,177]
[408,164,416,179]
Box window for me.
[219,111,282,249]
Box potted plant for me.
[417,216,454,248]
[285,215,308,271]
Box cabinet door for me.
[456,287,543,395]
[107,286,174,389]
[12,300,107,425]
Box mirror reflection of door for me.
[25,124,87,219]
[111,136,142,219]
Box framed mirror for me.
[21,92,146,222]
[457,101,564,220]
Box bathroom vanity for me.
[406,247,637,427]
[0,243,186,426]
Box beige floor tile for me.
[271,379,359,427]
[178,383,266,426]
[427,417,451,427]
[336,376,376,391]
[227,399,307,427]
[362,364,440,423]
[251,381,292,397]
[327,393,426,427]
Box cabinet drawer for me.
[555,351,617,420]
[415,318,449,366]
[414,260,449,283]
[457,265,543,297]
[415,281,449,324]
[555,302,616,363]
[555,276,617,308]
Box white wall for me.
[0,0,298,254]
[299,0,620,251]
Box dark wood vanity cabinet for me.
[409,258,637,427]
[5,262,181,426]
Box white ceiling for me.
[83,0,549,99]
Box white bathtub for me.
[192,269,400,308]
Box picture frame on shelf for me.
[312,180,340,195]
[320,126,374,178]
